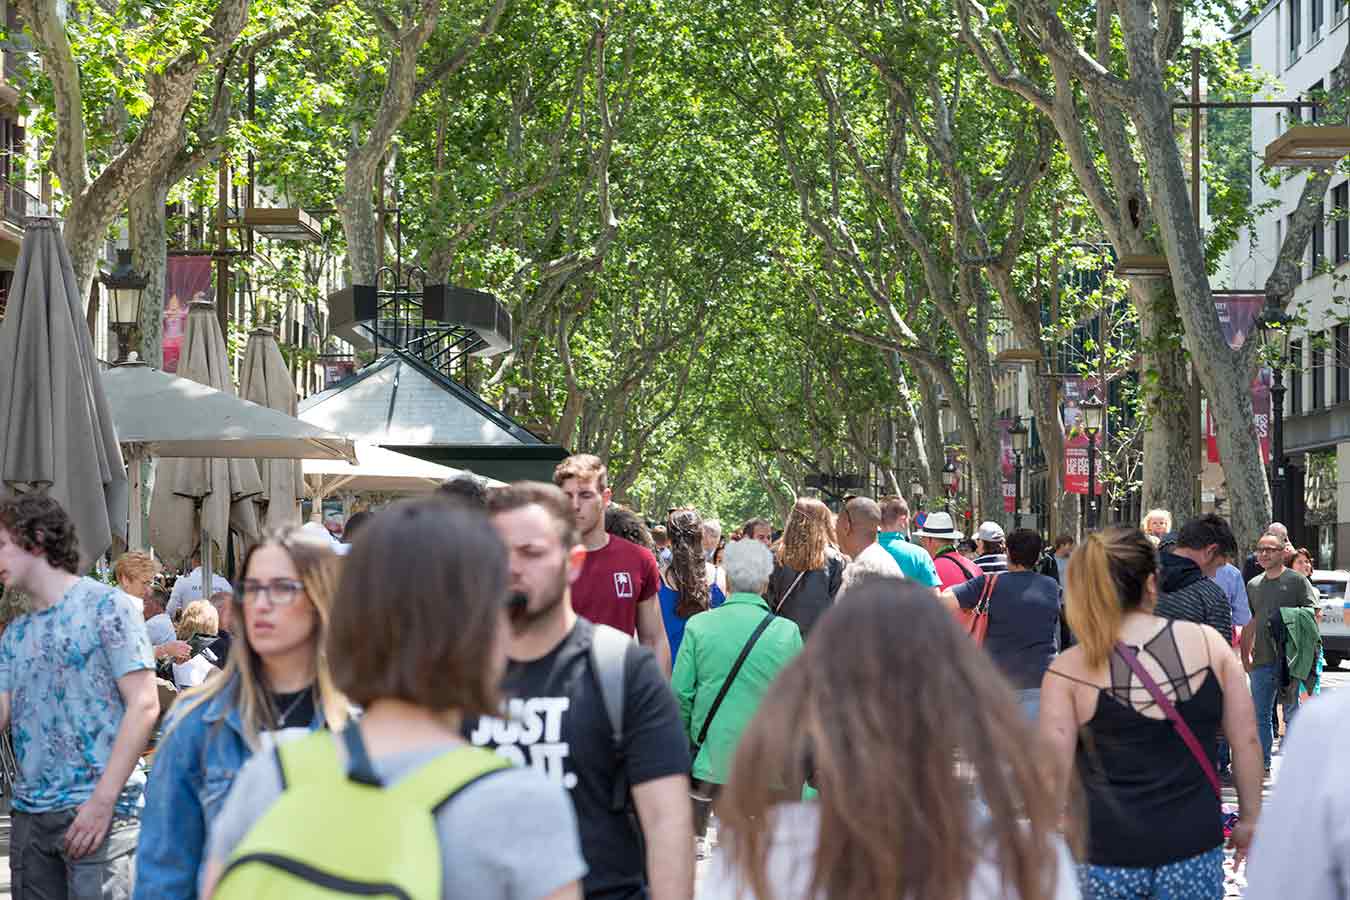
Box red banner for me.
[163,255,212,373]
[1064,431,1104,495]
[1205,293,1272,465]
[997,417,1016,512]
[323,360,355,389]
[1003,480,1016,512]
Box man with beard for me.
[468,482,693,900]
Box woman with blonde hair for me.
[1040,528,1262,898]
[765,497,844,638]
[707,579,1077,900]
[134,527,349,899]
[172,599,221,689]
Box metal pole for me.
[216,157,230,337]
[1272,370,1287,524]
[1014,453,1023,530]
[1191,47,1202,228]
[1087,428,1099,530]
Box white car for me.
[1311,570,1350,670]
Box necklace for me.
[272,688,310,727]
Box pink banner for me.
[163,255,212,373]
[1205,293,1272,465]
[1061,376,1104,495]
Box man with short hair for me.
[914,513,981,590]
[1156,514,1236,640]
[1242,530,1319,771]
[835,496,902,596]
[876,496,940,588]
[435,474,488,508]
[973,522,1009,574]
[554,455,670,675]
[1052,534,1074,583]
[471,482,694,900]
[206,591,235,667]
[651,525,671,566]
[143,588,190,664]
[738,518,772,548]
[166,550,232,620]
[0,494,159,899]
[1243,522,1289,582]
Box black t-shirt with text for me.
[465,618,689,899]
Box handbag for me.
[1113,641,1222,799]
[956,573,998,646]
[690,611,776,768]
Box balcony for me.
[0,173,37,230]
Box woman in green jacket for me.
[672,537,803,857]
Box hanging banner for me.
[163,255,212,373]
[323,359,355,389]
[1003,480,1017,513]
[997,417,1016,512]
[1205,293,1272,465]
[1062,376,1104,495]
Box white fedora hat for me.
[914,511,964,541]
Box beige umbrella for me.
[0,220,127,572]
[149,302,263,571]
[239,328,303,530]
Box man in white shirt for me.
[836,496,903,596]
[166,552,232,620]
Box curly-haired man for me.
[0,493,157,899]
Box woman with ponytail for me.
[1040,528,1263,899]
[658,508,726,659]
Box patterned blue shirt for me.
[0,577,155,816]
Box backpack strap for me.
[588,624,631,813]
[275,729,343,790]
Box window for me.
[1292,340,1305,414]
[1290,0,1303,61]
[1313,334,1326,409]
[1337,324,1349,403]
[1336,183,1350,264]
[1314,201,1327,272]
[1310,79,1325,123]
[1337,0,1346,22]
[1313,0,1325,37]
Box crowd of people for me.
[0,457,1343,899]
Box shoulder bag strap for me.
[774,571,808,614]
[1113,641,1221,798]
[695,611,776,749]
[977,573,999,614]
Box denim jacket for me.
[132,677,327,900]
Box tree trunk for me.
[129,178,170,368]
[1135,286,1197,523]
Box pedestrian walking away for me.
[835,496,903,597]
[1241,531,1319,771]
[672,538,801,859]
[914,512,982,590]
[972,521,1009,574]
[135,526,350,900]
[469,482,694,900]
[0,494,159,900]
[876,495,940,588]
[1039,528,1263,899]
[203,499,584,900]
[658,507,725,662]
[941,528,1060,719]
[704,578,1079,900]
[555,455,671,676]
[765,498,844,639]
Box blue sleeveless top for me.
[659,576,726,660]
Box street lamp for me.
[1259,308,1294,524]
[1009,416,1029,529]
[100,249,148,363]
[1081,392,1105,530]
[909,475,924,508]
[942,461,959,513]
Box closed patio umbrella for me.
[149,302,263,570]
[239,328,303,530]
[0,219,127,571]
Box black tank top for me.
[1063,621,1224,868]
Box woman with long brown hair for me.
[134,527,349,899]
[706,578,1076,900]
[659,507,726,660]
[765,497,844,638]
[1041,528,1262,898]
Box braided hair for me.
[667,508,711,619]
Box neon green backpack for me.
[215,725,509,900]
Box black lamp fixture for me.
[909,475,924,505]
[101,249,148,363]
[1080,392,1105,529]
[1259,306,1295,523]
[1009,416,1029,529]
[1008,416,1030,454]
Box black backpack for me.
[1036,551,1060,583]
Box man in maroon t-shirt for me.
[554,454,671,675]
